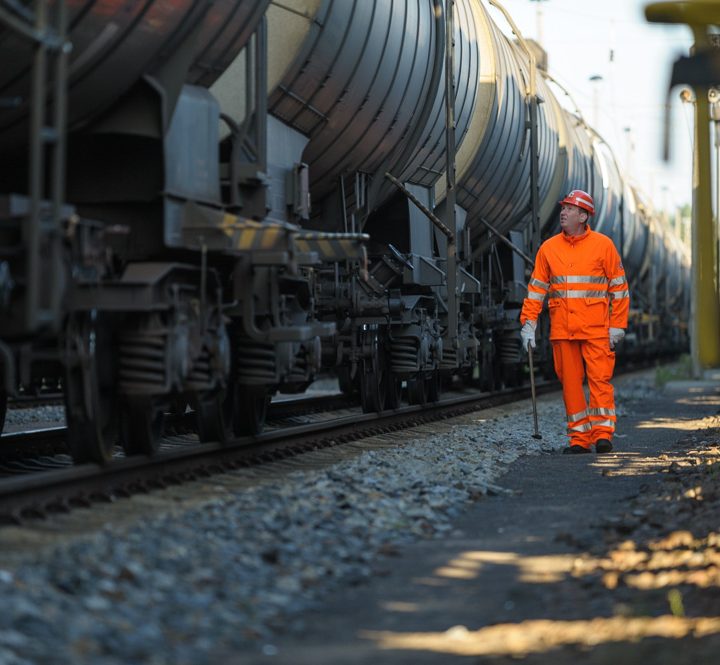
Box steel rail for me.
[0,358,671,523]
[0,382,560,523]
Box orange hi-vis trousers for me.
[551,338,616,449]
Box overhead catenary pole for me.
[589,74,603,129]
[529,0,548,46]
[623,126,633,175]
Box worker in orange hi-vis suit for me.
[519,190,630,455]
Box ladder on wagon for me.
[0,0,70,333]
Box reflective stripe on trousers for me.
[551,338,617,449]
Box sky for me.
[488,0,695,212]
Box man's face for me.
[559,203,587,236]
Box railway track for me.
[0,391,356,458]
[0,380,560,524]
[0,356,668,525]
[7,392,64,408]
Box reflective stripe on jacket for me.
[520,228,630,340]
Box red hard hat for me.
[559,189,595,215]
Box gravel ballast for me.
[0,380,655,664]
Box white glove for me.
[609,327,625,349]
[520,320,537,351]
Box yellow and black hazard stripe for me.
[215,213,367,260]
[294,232,369,262]
[220,214,293,252]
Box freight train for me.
[0,0,689,463]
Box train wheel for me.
[385,374,402,409]
[64,313,119,464]
[360,364,386,413]
[0,390,6,434]
[337,366,357,396]
[407,374,427,406]
[476,354,500,392]
[426,370,440,403]
[195,390,233,443]
[120,397,164,456]
[234,385,269,435]
[359,329,388,413]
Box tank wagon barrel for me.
[0,0,270,152]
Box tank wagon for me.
[0,0,367,461]
[0,0,688,461]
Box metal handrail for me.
[488,0,536,97]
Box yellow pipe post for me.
[646,1,720,373]
[693,67,720,369]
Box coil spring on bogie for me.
[118,333,167,392]
[187,348,213,390]
[499,334,521,364]
[390,337,419,373]
[441,347,457,369]
[236,341,276,383]
[286,351,308,384]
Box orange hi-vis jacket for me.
[520,228,630,339]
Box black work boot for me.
[562,445,592,455]
[596,439,613,453]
